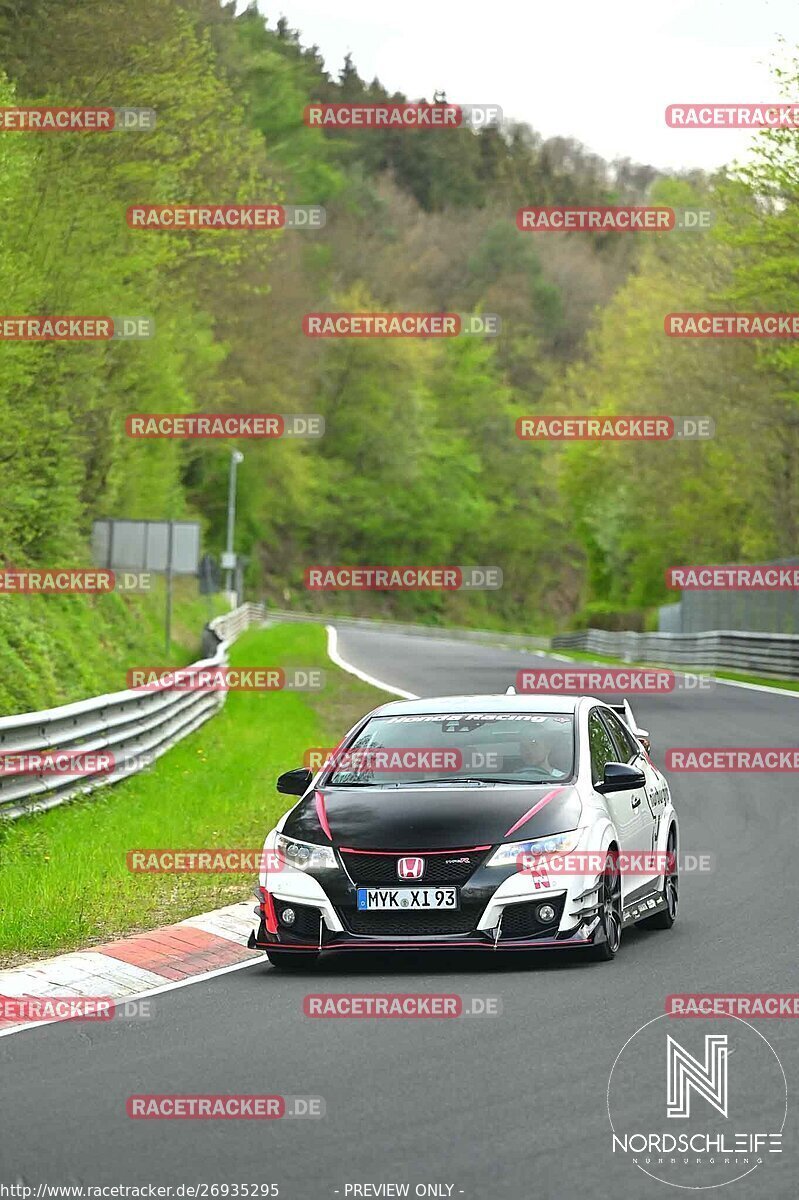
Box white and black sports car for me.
[249,693,679,968]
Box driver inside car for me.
[515,726,570,779]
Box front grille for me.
[339,849,489,886]
[499,895,566,940]
[274,899,322,940]
[340,905,482,937]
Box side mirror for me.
[277,767,314,796]
[596,761,646,793]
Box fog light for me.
[537,904,556,924]
[280,907,296,926]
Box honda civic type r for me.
[249,694,679,968]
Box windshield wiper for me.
[327,775,562,788]
[400,776,490,785]
[406,775,563,785]
[399,776,541,786]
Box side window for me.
[602,711,638,764]
[588,711,618,786]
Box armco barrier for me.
[0,602,264,820]
[267,609,799,679]
[551,628,799,679]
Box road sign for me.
[92,519,202,653]
[92,519,200,574]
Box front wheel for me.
[585,851,622,962]
[266,949,319,970]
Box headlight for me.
[486,829,582,868]
[275,834,338,871]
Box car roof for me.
[370,694,588,717]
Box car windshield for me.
[325,711,575,787]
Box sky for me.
[246,0,799,172]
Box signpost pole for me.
[224,450,244,603]
[165,519,174,656]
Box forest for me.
[0,0,796,632]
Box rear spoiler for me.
[607,699,651,753]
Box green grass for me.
[0,579,227,715]
[551,647,799,692]
[0,621,384,966]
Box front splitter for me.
[248,930,590,953]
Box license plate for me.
[356,886,459,911]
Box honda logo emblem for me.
[397,856,425,880]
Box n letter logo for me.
[666,1035,728,1119]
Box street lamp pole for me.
[224,450,244,602]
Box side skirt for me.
[621,884,667,927]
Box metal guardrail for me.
[551,628,799,679]
[266,608,799,679]
[0,602,265,821]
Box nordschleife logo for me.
[607,1015,786,1189]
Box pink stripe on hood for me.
[504,787,568,838]
[314,790,332,840]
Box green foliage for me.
[547,52,799,611]
[0,0,794,688]
[0,580,224,715]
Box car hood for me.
[281,783,582,850]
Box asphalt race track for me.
[2,622,798,1198]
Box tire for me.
[266,949,319,970]
[636,826,678,931]
[585,849,622,962]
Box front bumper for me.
[249,846,606,954]
[251,830,611,960]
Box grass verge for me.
[0,621,385,967]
